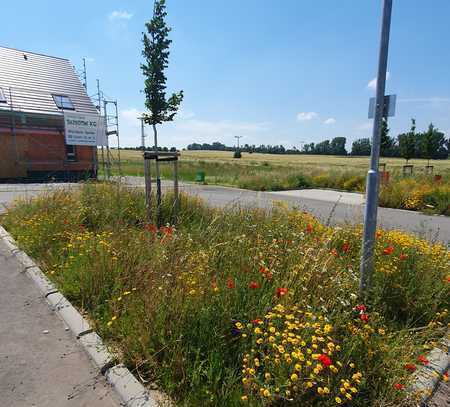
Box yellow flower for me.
[291,373,298,382]
[241,395,248,401]
[335,396,343,404]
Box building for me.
[0,46,99,181]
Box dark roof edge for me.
[0,45,69,61]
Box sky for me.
[1,0,450,149]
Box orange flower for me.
[383,246,394,255]
[394,383,404,390]
[330,248,339,257]
[306,224,313,233]
[399,253,408,260]
[342,242,350,253]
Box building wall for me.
[0,130,95,180]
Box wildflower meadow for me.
[1,183,448,406]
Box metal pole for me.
[97,79,106,180]
[82,58,87,90]
[114,101,122,176]
[140,117,146,150]
[104,100,111,180]
[359,0,393,294]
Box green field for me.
[110,149,450,178]
[103,150,450,215]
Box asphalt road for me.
[1,180,449,244]
[122,177,450,244]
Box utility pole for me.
[360,0,393,295]
[139,117,146,150]
[234,135,243,149]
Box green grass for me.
[1,183,448,406]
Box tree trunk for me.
[153,124,162,228]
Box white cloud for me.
[296,112,318,122]
[367,71,390,90]
[324,118,336,125]
[108,10,133,21]
[118,107,270,148]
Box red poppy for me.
[394,383,404,390]
[249,281,260,289]
[252,319,262,325]
[144,224,158,233]
[306,224,313,233]
[359,313,369,323]
[226,278,235,289]
[354,304,367,312]
[399,253,408,260]
[446,277,450,283]
[383,246,395,255]
[318,354,332,367]
[342,243,350,253]
[417,355,429,365]
[276,287,288,298]
[404,363,416,372]
[160,226,174,235]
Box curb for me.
[0,224,161,407]
[410,333,449,406]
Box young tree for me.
[142,0,183,133]
[141,0,183,224]
[398,118,417,164]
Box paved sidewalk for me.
[0,239,120,407]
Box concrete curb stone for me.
[410,333,449,406]
[0,224,160,407]
[106,364,159,407]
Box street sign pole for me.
[360,0,393,295]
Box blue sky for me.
[2,0,450,148]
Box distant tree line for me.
[351,119,449,161]
[180,119,450,161]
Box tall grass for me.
[2,184,448,406]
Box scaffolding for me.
[94,80,122,180]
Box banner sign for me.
[64,112,106,146]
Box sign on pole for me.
[368,94,396,119]
[64,112,106,146]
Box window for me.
[66,144,77,161]
[52,94,74,110]
[0,88,7,103]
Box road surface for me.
[1,180,449,244]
